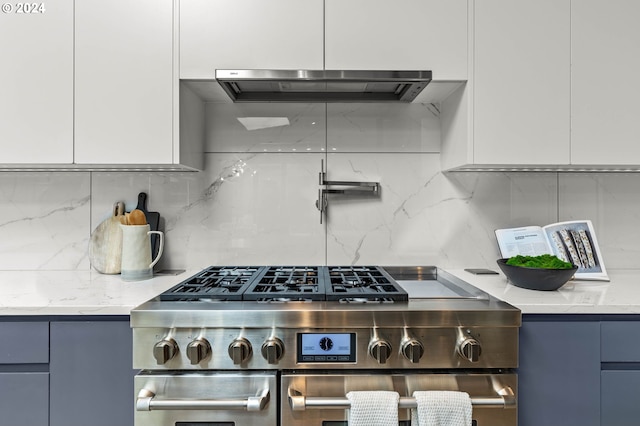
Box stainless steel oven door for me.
[135,371,277,426]
[282,372,517,426]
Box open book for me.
[495,220,609,281]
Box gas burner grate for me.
[159,266,264,301]
[157,266,408,302]
[326,266,408,302]
[243,266,328,301]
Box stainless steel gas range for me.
[131,266,520,426]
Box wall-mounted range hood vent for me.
[215,70,432,103]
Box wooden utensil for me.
[88,201,126,274]
[128,209,147,225]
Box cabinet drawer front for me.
[0,322,48,364]
[601,321,640,362]
[0,372,49,425]
[601,371,640,426]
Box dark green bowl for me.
[496,258,578,291]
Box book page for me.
[542,220,609,281]
[494,226,552,258]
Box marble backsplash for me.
[2,103,640,272]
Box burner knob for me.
[186,338,211,365]
[401,338,424,363]
[261,337,285,364]
[153,338,178,365]
[458,337,482,363]
[229,338,252,365]
[369,339,392,364]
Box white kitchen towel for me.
[346,390,400,426]
[411,391,472,426]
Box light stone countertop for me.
[0,270,193,316]
[448,268,640,314]
[0,268,639,316]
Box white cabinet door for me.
[179,0,324,78]
[324,0,467,80]
[0,1,73,164]
[75,0,174,164]
[473,0,570,165]
[571,0,640,165]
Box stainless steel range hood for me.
[215,69,432,103]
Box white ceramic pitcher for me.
[120,224,164,281]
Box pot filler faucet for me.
[315,160,381,224]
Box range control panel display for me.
[297,333,356,363]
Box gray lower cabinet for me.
[0,321,49,426]
[0,321,49,363]
[0,318,135,426]
[601,371,640,425]
[518,316,601,426]
[4,313,640,426]
[50,320,136,426]
[0,372,49,426]
[600,321,640,426]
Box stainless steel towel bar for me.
[288,387,516,411]
[136,388,270,412]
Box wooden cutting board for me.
[89,201,126,274]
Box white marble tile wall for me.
[206,103,441,153]
[438,172,560,268]
[1,103,639,271]
[325,103,441,153]
[206,103,326,153]
[325,153,443,265]
[0,172,90,270]
[155,153,326,268]
[559,173,640,269]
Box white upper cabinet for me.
[324,0,468,80]
[442,0,571,170]
[0,1,73,164]
[74,0,176,165]
[179,0,324,78]
[571,0,640,165]
[472,0,570,166]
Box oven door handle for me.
[136,388,270,412]
[288,386,515,410]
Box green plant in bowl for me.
[497,255,578,291]
[505,254,574,269]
